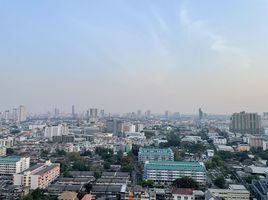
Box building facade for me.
[13,160,60,189]
[0,156,30,176]
[230,111,261,134]
[144,161,206,185]
[138,148,174,163]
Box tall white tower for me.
[18,105,26,122]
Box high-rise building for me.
[72,105,75,118]
[90,108,98,117]
[12,108,18,121]
[13,160,60,189]
[137,109,142,117]
[165,110,170,119]
[0,156,30,176]
[230,111,261,134]
[199,108,203,120]
[145,110,151,118]
[18,105,26,122]
[106,119,123,135]
[100,109,105,118]
[54,108,60,118]
[4,110,9,121]
[44,124,69,138]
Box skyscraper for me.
[90,108,98,117]
[230,111,261,134]
[72,105,75,118]
[199,108,203,120]
[12,108,18,121]
[18,105,26,122]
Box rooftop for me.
[145,161,206,171]
[0,156,24,163]
[172,188,193,195]
[139,148,173,156]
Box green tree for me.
[141,180,154,188]
[214,176,226,188]
[172,177,199,189]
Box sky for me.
[0,0,268,114]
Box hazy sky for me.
[1,0,268,114]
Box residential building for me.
[44,124,69,138]
[238,143,250,152]
[205,188,250,200]
[172,188,194,200]
[230,111,261,134]
[0,147,6,156]
[0,137,14,148]
[213,137,227,145]
[13,160,60,189]
[144,161,206,185]
[138,148,174,162]
[250,136,265,148]
[18,105,26,122]
[0,156,30,176]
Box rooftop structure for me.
[138,147,174,162]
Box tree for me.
[172,177,199,189]
[141,180,154,188]
[104,162,111,170]
[84,183,92,193]
[214,176,226,188]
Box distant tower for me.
[199,108,203,120]
[165,110,170,119]
[12,108,18,121]
[137,110,142,117]
[54,108,60,118]
[18,105,26,122]
[72,105,75,118]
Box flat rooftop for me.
[145,161,206,171]
[139,148,173,156]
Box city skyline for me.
[1,0,268,113]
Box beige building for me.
[0,147,6,156]
[205,188,250,200]
[238,143,250,152]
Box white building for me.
[44,124,69,138]
[263,140,268,151]
[13,160,60,189]
[207,150,214,157]
[18,105,26,122]
[0,156,30,176]
[213,137,227,145]
[0,137,14,148]
[136,124,144,132]
[144,161,206,185]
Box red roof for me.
[172,188,193,195]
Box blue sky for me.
[0,0,268,114]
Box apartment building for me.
[13,160,60,189]
[0,156,30,176]
[144,161,206,185]
[138,148,174,162]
